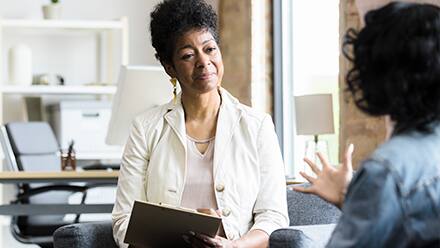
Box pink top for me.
[180,136,218,210]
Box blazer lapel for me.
[213,89,242,177]
[164,95,187,150]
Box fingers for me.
[299,171,316,184]
[196,233,217,247]
[316,152,332,170]
[188,232,223,248]
[292,185,314,194]
[196,208,221,217]
[214,209,222,217]
[182,233,205,248]
[197,208,214,216]
[303,157,321,175]
[342,144,354,171]
[184,232,214,248]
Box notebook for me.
[124,200,222,247]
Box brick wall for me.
[339,0,386,169]
[219,0,252,106]
[218,0,273,115]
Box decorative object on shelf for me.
[33,73,65,85]
[8,44,33,85]
[42,0,62,20]
[61,140,76,171]
[295,94,334,172]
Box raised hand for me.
[293,144,354,209]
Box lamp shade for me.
[295,94,334,135]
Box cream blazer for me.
[112,89,289,247]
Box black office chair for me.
[0,122,105,248]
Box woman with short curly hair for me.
[295,2,440,247]
[112,0,289,247]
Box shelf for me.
[0,85,117,95]
[0,19,124,30]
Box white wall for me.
[0,0,218,122]
[0,0,219,75]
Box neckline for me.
[186,135,215,144]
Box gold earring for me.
[170,78,177,104]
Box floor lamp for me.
[295,94,335,174]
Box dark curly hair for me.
[343,2,440,134]
[150,0,219,65]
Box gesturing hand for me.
[293,144,354,209]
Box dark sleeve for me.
[326,160,403,248]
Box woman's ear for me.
[161,61,177,78]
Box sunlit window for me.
[277,0,340,177]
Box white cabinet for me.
[0,18,129,160]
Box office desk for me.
[0,170,118,215]
[0,170,118,183]
[286,178,306,185]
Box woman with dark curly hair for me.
[112,0,288,247]
[295,2,440,247]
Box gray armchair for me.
[269,187,341,248]
[53,187,340,248]
[53,221,116,248]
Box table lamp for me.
[295,94,334,170]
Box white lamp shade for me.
[295,94,334,135]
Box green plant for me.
[51,0,59,4]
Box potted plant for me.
[42,0,62,19]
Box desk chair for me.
[0,122,105,248]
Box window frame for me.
[273,0,295,177]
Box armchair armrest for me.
[269,229,313,248]
[53,221,118,248]
[270,224,336,248]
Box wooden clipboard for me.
[124,200,222,247]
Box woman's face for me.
[165,29,224,96]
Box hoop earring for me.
[170,78,177,104]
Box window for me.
[274,0,340,177]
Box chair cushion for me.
[53,221,118,248]
[287,186,341,225]
[6,122,59,155]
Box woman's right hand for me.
[293,144,354,209]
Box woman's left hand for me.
[183,232,236,248]
[182,208,235,247]
[293,144,354,209]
